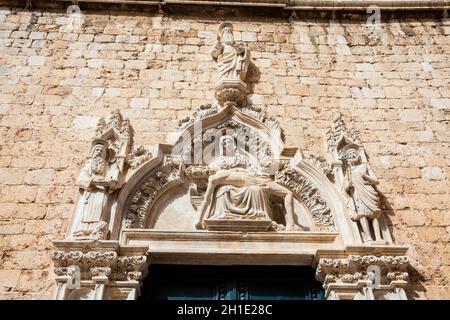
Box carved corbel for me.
[84,251,118,283]
[51,251,84,283]
[117,256,148,281]
[326,115,392,244]
[315,255,410,300]
[127,145,153,170]
[51,249,149,300]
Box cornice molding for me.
[8,0,450,11]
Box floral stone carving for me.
[125,159,181,228]
[315,255,409,300]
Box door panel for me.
[141,265,325,300]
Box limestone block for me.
[27,56,45,66]
[421,167,446,180]
[0,270,20,291]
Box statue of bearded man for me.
[211,22,251,83]
[70,140,118,239]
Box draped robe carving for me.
[205,172,273,221]
[211,22,250,83]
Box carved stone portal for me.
[54,22,410,300]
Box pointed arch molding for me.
[115,105,351,238]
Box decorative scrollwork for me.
[316,255,410,290]
[125,160,181,228]
[127,145,152,169]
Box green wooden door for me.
[140,265,325,300]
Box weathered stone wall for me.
[0,4,448,299]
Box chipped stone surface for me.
[0,7,449,300]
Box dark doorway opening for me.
[140,265,325,300]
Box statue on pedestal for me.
[71,139,118,240]
[342,146,384,244]
[211,22,251,83]
[211,22,251,107]
[69,109,133,240]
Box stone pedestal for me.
[214,79,247,107]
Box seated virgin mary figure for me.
[196,135,303,231]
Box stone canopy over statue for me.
[327,115,389,244]
[70,139,118,239]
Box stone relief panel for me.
[151,185,199,231]
[118,22,340,234]
[122,105,337,233]
[51,20,411,300]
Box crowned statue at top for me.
[211,22,251,107]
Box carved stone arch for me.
[112,145,183,239]
[113,106,349,238]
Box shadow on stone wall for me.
[379,194,427,300]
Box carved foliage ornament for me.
[125,159,181,228]
[127,145,153,169]
[275,165,334,231]
[315,255,409,290]
[51,250,147,281]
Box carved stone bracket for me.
[51,250,147,283]
[315,255,409,300]
[127,145,153,170]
